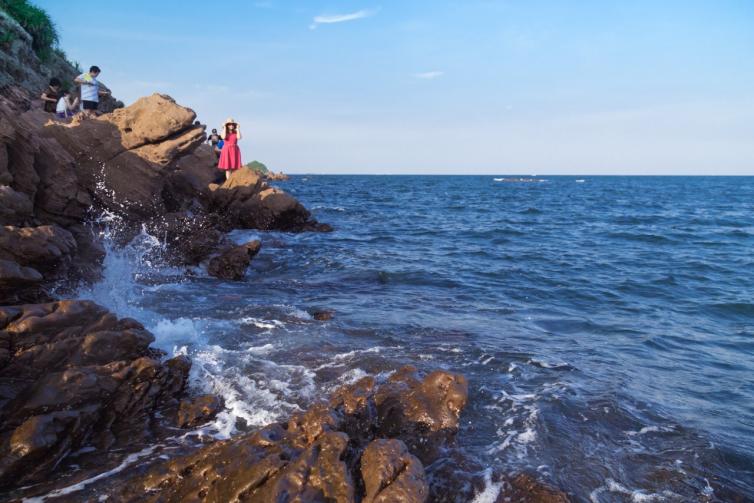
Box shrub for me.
[0,0,59,57]
[245,161,270,175]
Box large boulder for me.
[209,167,329,232]
[0,300,215,490]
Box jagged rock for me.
[207,240,261,280]
[101,366,465,502]
[361,439,428,503]
[0,225,76,277]
[176,394,224,429]
[0,300,192,489]
[0,186,33,225]
[210,167,327,232]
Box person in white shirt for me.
[73,65,110,117]
[55,91,79,120]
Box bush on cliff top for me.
[245,161,269,175]
[0,0,58,58]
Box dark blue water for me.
[86,176,754,501]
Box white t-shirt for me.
[56,96,68,113]
[78,73,100,102]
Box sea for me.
[70,175,753,502]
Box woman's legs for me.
[225,170,231,180]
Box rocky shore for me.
[0,17,571,497]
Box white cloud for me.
[414,71,444,80]
[309,9,378,30]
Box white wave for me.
[25,446,160,501]
[240,316,285,330]
[471,468,502,503]
[625,425,674,436]
[590,479,680,502]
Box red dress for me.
[218,133,242,171]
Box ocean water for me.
[75,175,753,501]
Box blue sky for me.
[38,0,754,174]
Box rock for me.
[361,439,428,503]
[0,186,33,225]
[99,366,466,502]
[0,300,191,489]
[207,240,261,280]
[311,309,335,321]
[176,394,224,429]
[499,473,572,503]
[0,225,77,277]
[264,171,289,181]
[210,168,325,232]
[147,212,223,266]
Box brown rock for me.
[0,225,77,277]
[101,366,466,502]
[176,394,224,429]
[500,473,572,503]
[207,240,261,280]
[312,309,335,321]
[0,300,191,489]
[361,439,428,503]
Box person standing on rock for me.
[218,118,242,179]
[74,65,110,117]
[40,78,62,113]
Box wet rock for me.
[102,366,466,502]
[207,240,262,280]
[499,473,572,503]
[0,300,191,489]
[176,394,224,429]
[361,439,428,503]
[311,309,335,321]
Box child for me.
[40,78,62,113]
[55,91,79,119]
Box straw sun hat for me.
[223,117,237,127]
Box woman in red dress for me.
[218,117,243,179]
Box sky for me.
[37,0,754,174]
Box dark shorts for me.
[82,100,98,110]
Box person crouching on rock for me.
[74,65,110,118]
[40,78,62,113]
[55,91,79,120]
[218,117,242,179]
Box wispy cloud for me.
[414,71,444,80]
[309,8,378,30]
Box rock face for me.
[207,239,261,280]
[0,90,328,303]
[0,300,193,489]
[210,167,328,232]
[102,366,466,502]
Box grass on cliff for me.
[245,161,270,175]
[0,0,58,59]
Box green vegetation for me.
[245,161,270,175]
[0,0,59,59]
